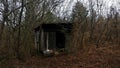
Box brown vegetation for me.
[0,0,120,68]
[1,43,120,68]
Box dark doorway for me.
[56,31,65,49]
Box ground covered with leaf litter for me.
[2,44,120,68]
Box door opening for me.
[56,31,65,49]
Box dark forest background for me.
[0,0,120,67]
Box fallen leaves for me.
[3,44,120,68]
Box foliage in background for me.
[0,0,119,62]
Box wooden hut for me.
[34,23,72,55]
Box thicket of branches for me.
[0,0,120,61]
[0,0,65,60]
[70,0,120,52]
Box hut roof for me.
[34,23,73,32]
